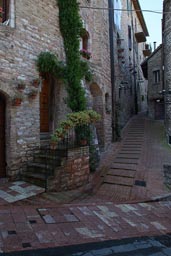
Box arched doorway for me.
[40,79,49,133]
[0,93,6,178]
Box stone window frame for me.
[105,93,111,114]
[153,70,160,84]
[0,0,15,28]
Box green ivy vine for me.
[57,0,86,111]
[36,1,93,112]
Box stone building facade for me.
[110,0,149,133]
[141,45,164,120]
[163,0,171,144]
[0,0,113,179]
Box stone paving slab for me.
[0,201,171,253]
[0,181,44,204]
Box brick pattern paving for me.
[0,181,44,205]
[74,115,171,203]
[0,201,171,253]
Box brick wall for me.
[48,147,90,192]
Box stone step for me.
[113,158,139,164]
[108,168,135,178]
[117,152,141,155]
[34,155,62,166]
[104,175,134,186]
[116,154,140,159]
[27,162,54,171]
[119,149,142,152]
[22,172,46,188]
[111,163,137,170]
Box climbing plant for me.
[57,0,86,111]
[36,52,66,80]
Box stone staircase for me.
[21,146,67,189]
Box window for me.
[114,0,122,30]
[127,0,131,16]
[80,29,91,60]
[128,25,132,50]
[0,0,10,24]
[105,93,111,114]
[153,70,160,83]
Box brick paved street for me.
[0,114,171,254]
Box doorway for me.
[40,80,49,133]
[0,93,6,178]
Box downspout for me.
[108,0,116,141]
[131,3,138,114]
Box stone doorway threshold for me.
[0,180,44,204]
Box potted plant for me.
[12,93,23,106]
[80,49,92,60]
[0,7,3,23]
[28,88,38,99]
[52,110,101,144]
[16,80,26,91]
[75,125,91,146]
[32,78,40,88]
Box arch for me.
[90,83,104,147]
[82,30,89,51]
[0,91,6,178]
[105,93,111,114]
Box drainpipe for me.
[108,0,116,141]
[131,4,138,114]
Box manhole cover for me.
[134,180,146,187]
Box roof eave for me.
[132,0,149,37]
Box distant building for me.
[163,0,171,144]
[109,0,149,135]
[141,44,164,120]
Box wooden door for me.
[155,102,164,120]
[40,80,49,132]
[0,95,6,178]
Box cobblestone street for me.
[0,115,171,254]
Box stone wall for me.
[147,46,163,119]
[0,0,112,178]
[163,0,171,140]
[79,0,113,148]
[48,147,90,192]
[113,0,148,130]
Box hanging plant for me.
[36,52,66,80]
[11,92,23,106]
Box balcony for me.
[135,32,146,43]
[143,44,152,57]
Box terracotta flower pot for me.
[12,98,22,106]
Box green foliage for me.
[52,110,101,142]
[57,0,87,111]
[36,52,66,79]
[36,2,93,111]
[80,61,93,82]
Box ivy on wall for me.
[57,0,86,111]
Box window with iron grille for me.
[128,25,132,50]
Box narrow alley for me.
[0,115,171,255]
